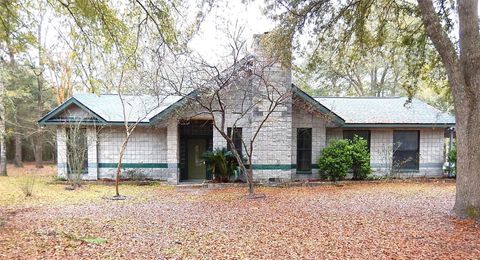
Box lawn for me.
[0,164,479,259]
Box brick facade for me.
[325,128,446,178]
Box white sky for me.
[187,0,275,63]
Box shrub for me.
[202,148,239,182]
[350,136,371,180]
[20,175,36,197]
[446,146,457,176]
[318,139,352,181]
[54,176,67,182]
[122,169,147,181]
[318,137,372,181]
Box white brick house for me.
[38,38,455,183]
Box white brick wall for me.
[205,56,294,181]
[96,126,170,180]
[166,118,179,183]
[56,127,67,178]
[97,127,167,164]
[419,128,445,177]
[325,128,446,178]
[370,129,394,175]
[85,126,98,180]
[291,103,329,180]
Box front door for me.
[187,138,207,180]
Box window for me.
[297,128,312,173]
[393,130,420,170]
[227,127,242,156]
[343,130,371,151]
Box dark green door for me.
[187,138,207,180]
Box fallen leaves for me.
[0,165,479,259]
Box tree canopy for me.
[266,0,453,111]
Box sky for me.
[187,1,275,63]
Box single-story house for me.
[38,36,455,183]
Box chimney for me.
[251,32,292,86]
[252,32,270,57]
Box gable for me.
[38,98,106,125]
[57,104,92,118]
[291,85,345,126]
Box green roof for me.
[315,96,455,127]
[39,91,455,128]
[39,93,183,125]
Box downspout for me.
[448,127,454,178]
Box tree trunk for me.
[0,122,6,176]
[34,13,45,169]
[451,0,480,219]
[34,136,44,168]
[418,0,480,219]
[453,91,480,218]
[0,88,6,176]
[115,138,129,197]
[246,168,254,195]
[14,132,23,167]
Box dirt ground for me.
[0,164,479,259]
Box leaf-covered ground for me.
[1,165,479,259]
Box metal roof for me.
[39,93,183,125]
[39,91,455,128]
[314,96,455,126]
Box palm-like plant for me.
[202,148,239,182]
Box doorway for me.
[179,120,213,181]
[187,138,207,180]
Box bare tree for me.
[64,120,93,188]
[50,0,210,198]
[111,87,169,198]
[173,30,291,197]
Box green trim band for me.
[95,163,320,170]
[251,164,293,170]
[98,163,168,169]
[290,164,319,169]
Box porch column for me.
[86,126,98,180]
[167,118,179,184]
[56,126,68,179]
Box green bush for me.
[202,148,239,182]
[447,146,456,165]
[350,136,371,180]
[446,145,457,176]
[318,136,371,181]
[318,139,352,181]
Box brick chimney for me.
[251,32,292,88]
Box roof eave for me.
[341,123,456,128]
[149,90,198,124]
[38,97,108,126]
[291,84,345,126]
